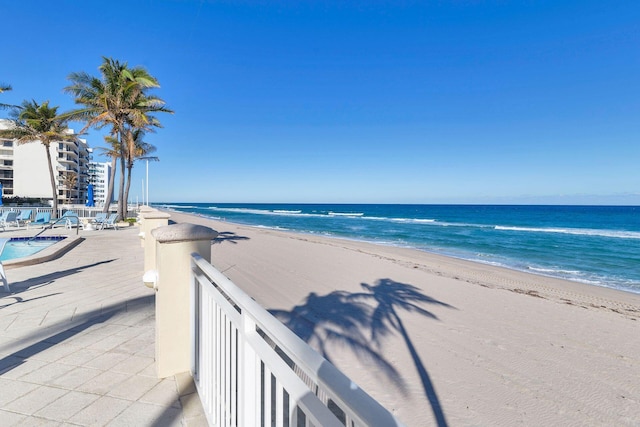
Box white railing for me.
[191,253,404,427]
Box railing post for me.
[140,209,171,271]
[151,223,219,378]
[240,315,260,427]
[137,205,155,245]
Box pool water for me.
[0,237,66,262]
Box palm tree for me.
[122,128,157,213]
[61,172,77,204]
[0,83,13,110]
[64,57,172,220]
[0,100,77,218]
[98,135,120,210]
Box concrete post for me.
[137,205,155,246]
[151,223,218,378]
[141,210,171,269]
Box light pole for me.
[138,156,158,206]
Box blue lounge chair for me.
[31,212,51,228]
[92,212,108,226]
[99,213,119,230]
[61,211,81,229]
[17,209,33,226]
[0,211,19,230]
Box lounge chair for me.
[0,211,19,230]
[17,209,33,226]
[92,212,108,226]
[61,211,81,229]
[31,212,51,228]
[99,213,119,230]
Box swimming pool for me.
[0,237,67,262]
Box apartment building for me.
[0,119,92,205]
[88,160,113,206]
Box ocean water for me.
[159,203,640,294]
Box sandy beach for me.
[168,210,640,426]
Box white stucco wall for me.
[14,141,57,198]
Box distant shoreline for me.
[158,204,640,295]
[166,207,640,301]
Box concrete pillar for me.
[141,211,171,269]
[151,223,218,378]
[137,206,155,246]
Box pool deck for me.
[0,224,207,426]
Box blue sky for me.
[2,1,639,204]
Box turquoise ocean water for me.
[159,203,640,294]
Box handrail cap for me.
[141,211,172,220]
[152,223,218,243]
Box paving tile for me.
[56,347,103,366]
[185,413,210,427]
[108,401,182,427]
[86,334,131,352]
[138,362,157,378]
[0,378,40,406]
[0,358,47,379]
[64,332,106,348]
[76,370,130,395]
[111,354,154,375]
[0,354,24,375]
[114,336,151,355]
[180,391,206,420]
[29,342,79,363]
[4,385,68,415]
[112,325,147,340]
[0,313,19,331]
[41,329,80,345]
[19,361,76,385]
[13,341,54,359]
[48,366,102,389]
[107,374,161,401]
[81,323,128,337]
[39,309,76,326]
[0,409,28,426]
[4,315,46,332]
[15,415,63,426]
[68,395,131,426]
[139,378,181,408]
[35,390,100,421]
[135,342,156,357]
[82,351,129,370]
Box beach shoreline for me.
[165,209,640,426]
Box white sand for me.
[168,210,640,426]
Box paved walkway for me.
[0,224,207,426]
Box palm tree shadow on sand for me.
[270,280,454,426]
[212,231,250,245]
[269,290,407,392]
[350,278,453,427]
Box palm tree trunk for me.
[118,150,127,220]
[103,155,117,214]
[45,144,58,219]
[123,162,133,218]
